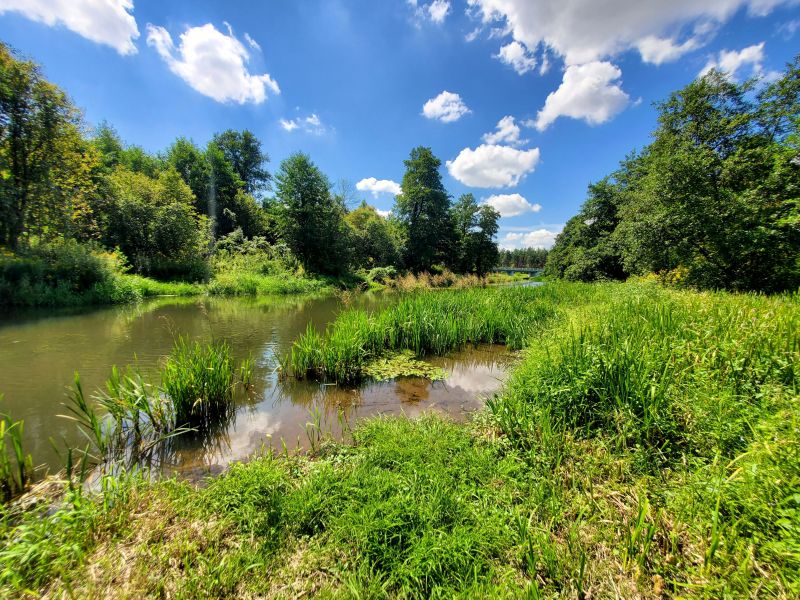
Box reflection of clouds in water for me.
[442,363,506,394]
[169,344,513,478]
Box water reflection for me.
[0,295,511,480]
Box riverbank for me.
[1,282,797,597]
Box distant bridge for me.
[493,267,543,276]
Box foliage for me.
[161,338,235,429]
[274,153,352,275]
[345,201,402,268]
[393,147,452,272]
[285,286,558,383]
[448,194,501,275]
[0,43,100,249]
[1,283,799,598]
[547,59,800,291]
[498,247,548,269]
[0,398,32,503]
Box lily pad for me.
[364,350,446,381]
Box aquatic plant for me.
[0,397,33,502]
[363,350,446,381]
[161,337,236,428]
[285,285,560,383]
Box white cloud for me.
[502,228,561,249]
[535,61,629,131]
[0,0,139,55]
[244,32,261,51]
[636,35,701,64]
[484,193,541,217]
[376,209,392,218]
[496,41,537,74]
[446,144,541,188]
[467,0,795,66]
[356,178,403,197]
[422,91,471,123]
[279,113,327,135]
[700,42,766,80]
[427,0,451,23]
[482,116,527,146]
[146,23,279,104]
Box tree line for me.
[0,43,501,283]
[498,248,548,269]
[546,56,800,293]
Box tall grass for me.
[284,285,567,383]
[161,337,236,428]
[0,396,33,502]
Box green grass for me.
[1,282,798,598]
[284,285,575,383]
[161,337,236,429]
[0,396,33,503]
[206,271,331,296]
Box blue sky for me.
[1,0,799,248]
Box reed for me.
[161,337,236,428]
[0,397,33,502]
[284,286,562,383]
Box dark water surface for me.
[0,295,511,479]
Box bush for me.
[0,240,132,307]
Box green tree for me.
[345,201,401,268]
[393,147,451,272]
[211,130,270,195]
[274,153,350,274]
[449,193,480,273]
[546,177,629,281]
[0,43,90,248]
[474,204,500,275]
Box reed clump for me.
[284,286,562,383]
[0,397,33,502]
[162,337,236,428]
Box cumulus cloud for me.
[376,209,392,218]
[427,0,451,23]
[422,91,471,123]
[466,0,794,66]
[700,42,766,80]
[535,61,629,131]
[279,113,327,135]
[146,23,279,104]
[496,41,537,74]
[483,193,541,217]
[636,35,701,64]
[0,0,139,54]
[446,144,541,188]
[356,178,403,197]
[502,228,561,249]
[482,116,527,146]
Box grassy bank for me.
[1,282,798,597]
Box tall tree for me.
[474,204,500,275]
[274,153,350,274]
[345,201,401,268]
[211,130,270,195]
[393,147,451,272]
[0,43,86,248]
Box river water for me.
[0,294,512,479]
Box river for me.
[0,294,512,480]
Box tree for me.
[474,205,500,275]
[0,43,89,248]
[393,147,451,272]
[546,177,629,281]
[345,201,401,268]
[104,166,208,277]
[274,153,350,274]
[211,130,270,195]
[449,194,480,273]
